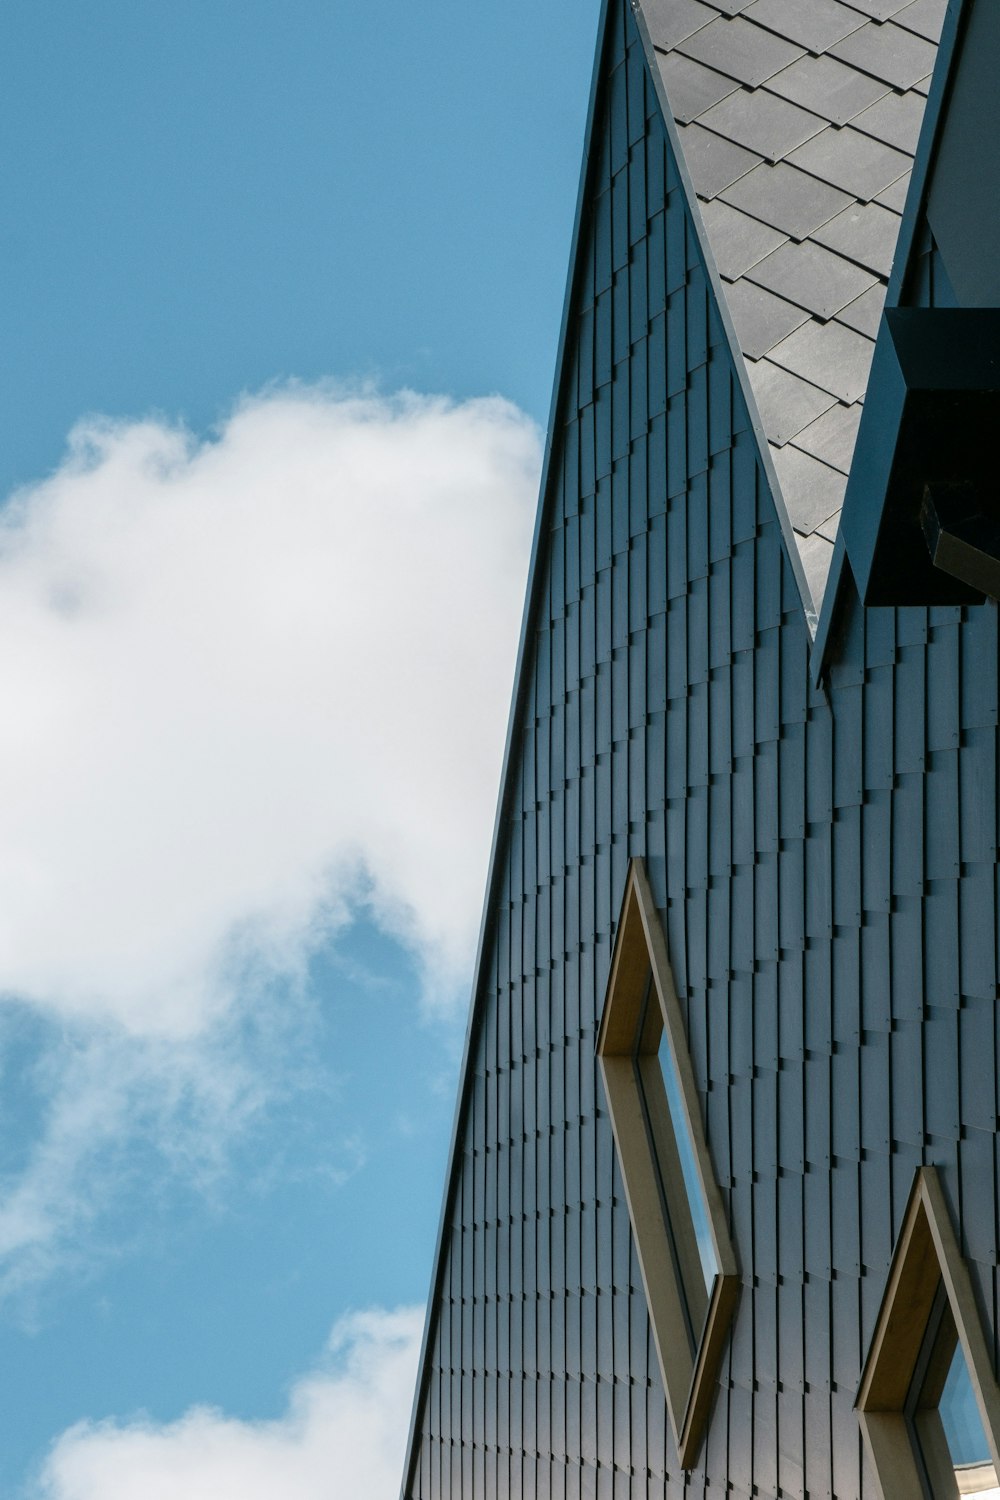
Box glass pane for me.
[940,1340,992,1469]
[656,1026,719,1293]
[912,1293,999,1499]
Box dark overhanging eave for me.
[810,0,973,685]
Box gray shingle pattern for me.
[656,52,740,122]
[746,238,877,318]
[765,53,891,126]
[676,15,805,86]
[838,0,912,17]
[644,0,717,51]
[852,88,927,151]
[699,198,788,278]
[893,0,948,42]
[676,121,763,196]
[812,200,901,275]
[770,443,849,532]
[788,126,910,200]
[835,280,887,337]
[720,159,853,235]
[726,278,811,356]
[768,317,874,401]
[829,21,937,89]
[790,400,864,470]
[875,174,910,211]
[698,86,826,161]
[635,0,941,593]
[748,358,838,443]
[797,529,836,602]
[742,0,867,53]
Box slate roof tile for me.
[874,174,910,211]
[745,238,877,318]
[644,0,718,51]
[790,400,864,471]
[851,88,927,152]
[719,159,853,235]
[742,0,868,53]
[787,124,910,200]
[763,54,891,127]
[676,122,763,196]
[767,318,875,402]
[698,86,826,162]
[770,443,849,533]
[812,200,901,275]
[725,278,811,357]
[836,0,912,18]
[699,199,788,278]
[892,0,949,42]
[676,14,805,87]
[635,0,942,599]
[748,359,838,443]
[797,529,836,605]
[829,21,938,90]
[835,281,887,338]
[655,52,741,123]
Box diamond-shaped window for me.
[597,860,739,1469]
[857,1168,1000,1500]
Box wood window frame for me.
[856,1166,1000,1500]
[596,858,739,1469]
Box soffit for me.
[636,0,947,606]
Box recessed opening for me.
[856,1169,1000,1500]
[907,1283,1000,1500]
[597,860,738,1469]
[633,968,717,1353]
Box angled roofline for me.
[629,1,819,634]
[397,2,614,1490]
[810,0,972,682]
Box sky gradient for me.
[0,2,600,1493]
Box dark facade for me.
[402,1,1000,1495]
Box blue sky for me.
[0,3,599,1495]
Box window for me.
[597,859,738,1469]
[857,1169,1000,1500]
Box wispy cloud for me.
[0,385,537,1295]
[0,386,538,1035]
[36,1305,424,1500]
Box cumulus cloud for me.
[0,387,539,1035]
[36,1305,424,1500]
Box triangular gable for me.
[634,0,948,611]
[814,0,995,657]
[400,0,811,1489]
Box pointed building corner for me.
[857,1168,1000,1500]
[597,859,738,1469]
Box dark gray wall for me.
[404,2,1000,1495]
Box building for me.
[402,0,1000,1494]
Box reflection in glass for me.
[633,969,719,1355]
[656,1026,718,1294]
[907,1284,1000,1499]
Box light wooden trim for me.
[857,1167,1000,1500]
[601,1054,694,1439]
[597,858,739,1469]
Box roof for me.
[634,0,948,605]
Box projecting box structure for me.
[403,0,1000,1494]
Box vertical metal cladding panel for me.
[406,1,1000,1495]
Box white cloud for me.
[36,1305,424,1500]
[0,387,539,1035]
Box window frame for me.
[596,859,739,1469]
[856,1167,1000,1500]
